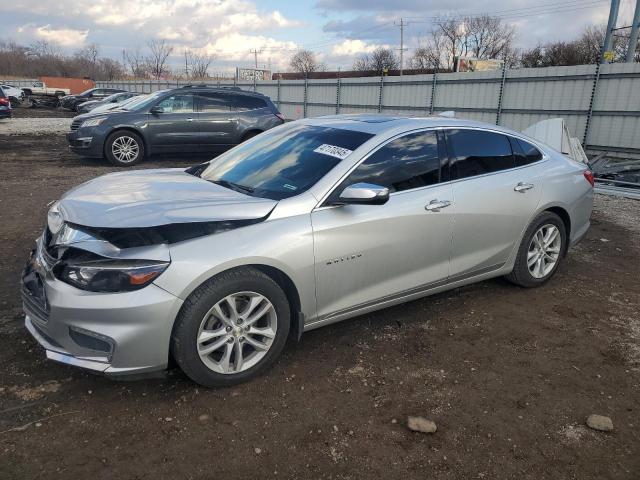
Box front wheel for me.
[105,130,145,166]
[171,268,291,387]
[506,211,566,287]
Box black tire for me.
[171,267,291,388]
[104,130,145,166]
[505,211,567,288]
[241,130,262,142]
[8,97,20,108]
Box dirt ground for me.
[0,112,639,479]
[8,103,76,118]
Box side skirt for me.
[303,263,506,333]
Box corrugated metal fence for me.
[25,63,640,157]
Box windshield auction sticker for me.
[313,144,353,160]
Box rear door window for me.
[337,130,444,194]
[195,92,232,113]
[446,129,514,180]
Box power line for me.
[405,0,608,21]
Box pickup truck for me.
[21,81,70,97]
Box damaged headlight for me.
[55,259,169,292]
[47,201,64,235]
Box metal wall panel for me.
[88,64,640,156]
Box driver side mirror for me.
[150,105,164,114]
[338,183,389,205]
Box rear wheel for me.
[8,97,20,108]
[105,130,145,166]
[171,268,290,387]
[506,211,566,287]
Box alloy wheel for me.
[111,136,140,163]
[196,291,277,374]
[527,224,562,279]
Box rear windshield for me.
[198,124,374,200]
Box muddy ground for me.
[0,111,639,479]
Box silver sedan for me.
[22,115,594,387]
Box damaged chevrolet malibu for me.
[22,115,594,387]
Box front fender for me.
[153,214,317,322]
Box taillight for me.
[275,113,285,122]
[0,98,9,106]
[583,169,595,187]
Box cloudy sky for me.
[1,0,635,73]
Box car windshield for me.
[197,124,374,200]
[121,91,167,111]
[79,88,96,96]
[101,92,123,102]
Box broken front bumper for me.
[22,240,184,375]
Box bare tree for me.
[417,15,515,70]
[518,24,637,67]
[146,39,173,79]
[465,15,515,60]
[0,38,125,79]
[124,48,147,78]
[186,50,215,79]
[28,40,61,58]
[289,50,325,74]
[410,31,448,69]
[74,43,100,78]
[352,47,399,72]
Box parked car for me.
[66,86,285,166]
[24,115,594,387]
[76,91,141,114]
[21,81,70,97]
[87,93,148,114]
[60,87,126,111]
[1,84,25,106]
[0,88,12,118]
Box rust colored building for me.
[40,76,95,94]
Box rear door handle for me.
[514,182,534,192]
[425,199,452,212]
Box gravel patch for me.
[594,194,640,237]
[0,117,72,135]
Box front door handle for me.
[186,117,195,122]
[514,182,534,192]
[425,199,452,212]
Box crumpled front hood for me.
[58,168,277,228]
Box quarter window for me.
[231,95,268,111]
[447,129,514,179]
[514,138,543,166]
[340,130,442,193]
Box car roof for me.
[175,85,269,98]
[300,114,527,138]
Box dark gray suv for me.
[67,86,286,166]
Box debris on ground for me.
[407,416,437,433]
[586,414,614,432]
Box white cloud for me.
[197,33,299,71]
[18,24,88,47]
[331,39,380,57]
